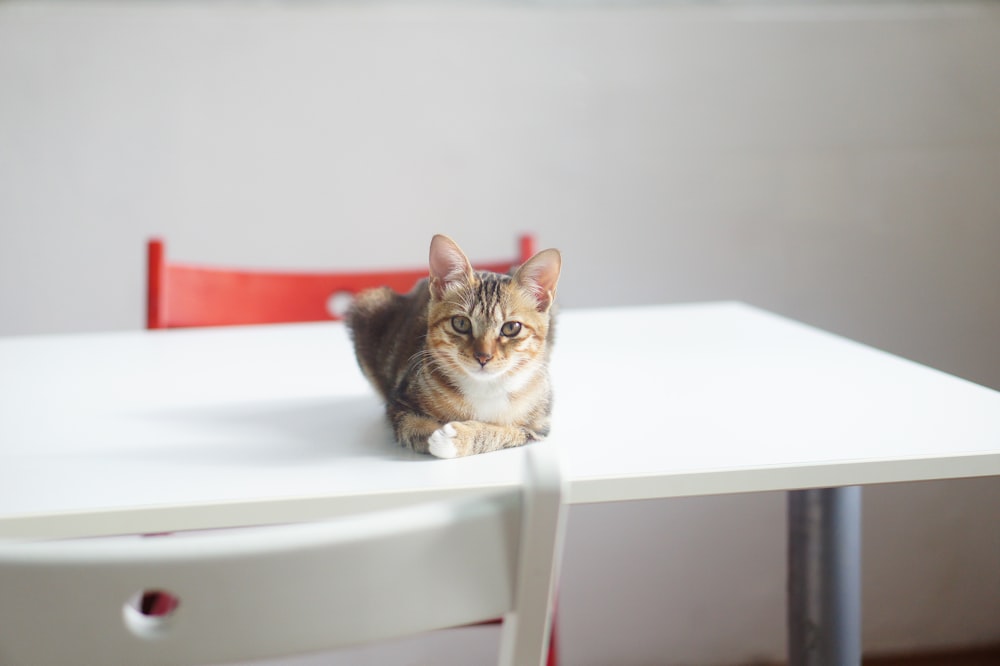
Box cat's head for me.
[426,235,561,383]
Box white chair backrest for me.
[0,444,565,666]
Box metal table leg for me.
[788,486,862,666]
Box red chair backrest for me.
[146,235,537,329]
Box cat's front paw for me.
[428,422,469,459]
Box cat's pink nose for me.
[474,351,493,367]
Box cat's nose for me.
[474,351,493,367]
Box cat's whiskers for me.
[405,348,437,374]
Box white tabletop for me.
[2,302,999,539]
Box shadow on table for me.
[122,395,433,465]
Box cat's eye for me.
[451,316,472,334]
[501,321,522,338]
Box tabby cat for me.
[347,235,561,458]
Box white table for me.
[3,303,1000,665]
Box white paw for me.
[428,423,459,459]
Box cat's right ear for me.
[429,234,475,300]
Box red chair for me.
[146,235,537,329]
[143,233,559,665]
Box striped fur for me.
[347,235,561,458]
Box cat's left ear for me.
[429,234,476,300]
[514,249,561,313]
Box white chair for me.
[0,444,565,666]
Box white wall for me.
[2,2,999,664]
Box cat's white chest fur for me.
[457,365,537,424]
[458,376,515,424]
